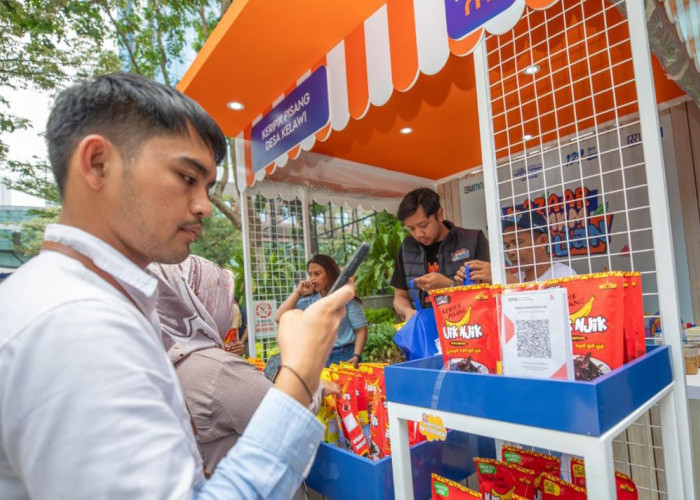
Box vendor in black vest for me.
[390,187,490,321]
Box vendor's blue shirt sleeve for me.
[346,299,367,329]
[194,388,323,499]
[295,294,319,311]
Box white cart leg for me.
[659,389,687,498]
[387,402,414,500]
[582,440,616,499]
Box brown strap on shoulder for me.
[41,240,145,317]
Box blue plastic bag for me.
[393,280,440,360]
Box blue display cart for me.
[385,347,679,499]
[307,429,494,500]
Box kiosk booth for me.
[179,0,698,497]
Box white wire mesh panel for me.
[485,0,667,496]
[245,194,307,360]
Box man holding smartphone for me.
[0,72,354,499]
[391,187,490,320]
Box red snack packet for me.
[570,457,586,488]
[534,472,586,499]
[430,285,502,373]
[336,392,369,456]
[408,419,426,446]
[369,390,389,459]
[501,444,561,477]
[431,473,482,499]
[570,458,638,498]
[474,457,536,498]
[615,471,639,500]
[624,272,646,360]
[547,272,626,380]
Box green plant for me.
[364,322,405,364]
[364,307,396,325]
[353,211,405,297]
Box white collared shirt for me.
[0,224,323,499]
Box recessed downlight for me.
[399,127,413,135]
[523,64,541,76]
[227,101,245,111]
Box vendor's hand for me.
[345,354,361,369]
[413,272,453,292]
[404,308,417,322]
[465,260,493,284]
[321,380,342,398]
[223,340,245,356]
[295,280,314,296]
[276,279,355,405]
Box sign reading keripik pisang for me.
[251,66,330,173]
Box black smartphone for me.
[328,242,370,294]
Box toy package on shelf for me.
[430,285,502,373]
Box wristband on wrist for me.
[279,365,313,404]
[352,353,362,362]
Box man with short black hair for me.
[391,187,489,320]
[0,72,353,499]
[455,210,576,284]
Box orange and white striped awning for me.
[235,0,559,190]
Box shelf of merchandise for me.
[306,428,494,500]
[386,346,681,499]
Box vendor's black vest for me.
[401,221,482,306]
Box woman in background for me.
[276,254,367,367]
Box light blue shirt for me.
[0,224,322,499]
[297,293,367,347]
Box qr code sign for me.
[515,319,552,359]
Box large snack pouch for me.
[534,472,586,499]
[547,272,625,380]
[336,392,369,456]
[430,285,502,373]
[570,458,638,498]
[502,444,561,477]
[369,392,389,459]
[474,457,536,498]
[431,473,482,499]
[624,272,646,360]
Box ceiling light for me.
[522,64,540,76]
[523,134,533,140]
[399,127,413,135]
[227,101,245,111]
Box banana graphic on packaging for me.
[444,305,473,328]
[569,296,595,322]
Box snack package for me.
[502,445,561,477]
[369,391,389,459]
[336,391,369,456]
[624,272,646,360]
[245,357,266,371]
[474,457,536,498]
[534,472,586,499]
[546,272,626,380]
[430,285,502,373]
[408,419,427,446]
[570,458,638,499]
[316,395,340,446]
[431,473,482,499]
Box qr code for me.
[515,319,551,358]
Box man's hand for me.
[276,280,355,405]
[454,260,492,284]
[223,340,245,356]
[413,272,453,292]
[295,280,314,296]
[321,380,341,397]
